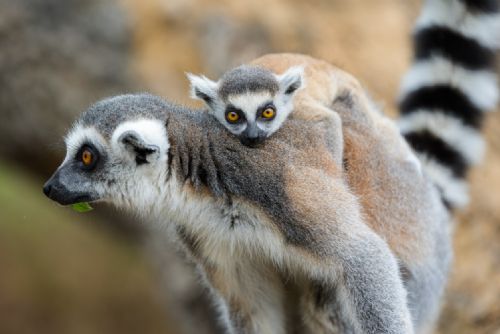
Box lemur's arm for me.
[175,226,287,334]
[202,257,286,334]
[284,169,414,334]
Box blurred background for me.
[0,0,499,333]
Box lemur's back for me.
[252,52,447,263]
[251,49,460,333]
[250,0,500,328]
[164,89,447,332]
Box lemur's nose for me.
[241,136,263,148]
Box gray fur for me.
[79,93,168,138]
[218,65,279,101]
[159,97,417,333]
[69,93,327,247]
[45,93,427,333]
[166,104,329,248]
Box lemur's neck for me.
[165,107,230,198]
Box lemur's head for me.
[43,94,171,214]
[187,65,303,147]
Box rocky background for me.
[0,0,498,333]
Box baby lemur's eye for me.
[225,107,244,124]
[226,111,240,123]
[259,105,276,121]
[77,144,98,170]
[261,107,275,120]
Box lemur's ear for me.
[118,130,160,165]
[277,66,303,95]
[186,73,218,107]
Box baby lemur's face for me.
[188,65,303,147]
[217,90,288,146]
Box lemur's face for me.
[217,90,292,147]
[43,118,169,214]
[188,66,303,147]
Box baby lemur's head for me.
[187,65,303,147]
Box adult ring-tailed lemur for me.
[43,0,499,333]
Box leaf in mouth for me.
[71,202,93,213]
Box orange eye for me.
[262,108,275,119]
[226,111,240,123]
[82,149,93,166]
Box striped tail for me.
[398,0,500,209]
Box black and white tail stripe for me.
[398,0,500,209]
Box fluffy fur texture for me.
[45,90,448,334]
[398,0,500,209]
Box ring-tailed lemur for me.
[43,92,421,334]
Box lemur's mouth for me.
[69,195,94,205]
[45,189,95,206]
[43,176,97,206]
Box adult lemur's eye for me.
[77,145,98,170]
[262,107,275,120]
[82,149,93,166]
[226,111,240,123]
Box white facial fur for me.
[108,119,170,214]
[111,119,169,165]
[226,91,276,135]
[63,119,170,216]
[64,125,107,165]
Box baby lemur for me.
[188,56,346,150]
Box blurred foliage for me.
[0,162,177,334]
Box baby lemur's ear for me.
[186,73,219,107]
[276,66,304,96]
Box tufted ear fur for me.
[276,66,303,96]
[186,73,219,108]
[118,130,160,166]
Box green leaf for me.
[71,202,93,213]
